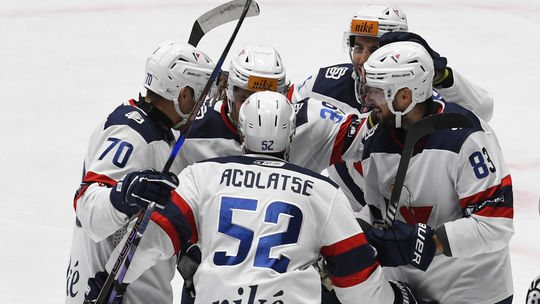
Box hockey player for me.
[103,90,431,304]
[176,44,288,168]
[65,41,214,304]
[357,41,514,303]
[176,43,368,303]
[290,3,495,213]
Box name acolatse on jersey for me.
[220,168,314,196]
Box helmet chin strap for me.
[394,113,403,128]
[172,97,190,130]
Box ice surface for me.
[1,0,538,302]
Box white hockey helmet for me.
[226,45,287,112]
[344,4,408,49]
[363,41,434,127]
[237,91,296,160]
[144,41,214,125]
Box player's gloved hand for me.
[389,281,438,304]
[83,271,128,304]
[110,169,179,216]
[367,220,436,271]
[379,31,448,84]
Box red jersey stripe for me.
[220,102,238,134]
[330,115,357,165]
[151,212,181,254]
[286,84,294,101]
[460,175,512,209]
[73,184,90,211]
[353,161,363,177]
[321,233,368,257]
[74,171,117,211]
[330,261,380,288]
[83,171,117,187]
[171,192,198,244]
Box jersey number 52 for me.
[214,196,303,273]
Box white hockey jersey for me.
[358,100,513,303]
[109,154,398,303]
[290,63,494,212]
[66,99,184,304]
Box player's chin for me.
[372,107,382,120]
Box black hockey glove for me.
[390,281,438,304]
[110,169,179,216]
[367,220,436,271]
[83,271,128,304]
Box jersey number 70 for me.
[214,196,303,273]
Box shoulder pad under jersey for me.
[311,63,357,108]
[104,103,172,144]
[188,100,240,142]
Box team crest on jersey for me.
[325,66,348,80]
[125,111,144,124]
[196,103,208,120]
[292,102,304,114]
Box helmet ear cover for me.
[237,91,296,161]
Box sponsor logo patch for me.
[247,76,278,92]
[351,19,379,36]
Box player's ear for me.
[179,86,194,102]
[403,88,413,105]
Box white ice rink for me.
[1,0,539,302]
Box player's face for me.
[351,36,380,76]
[366,87,412,127]
[231,87,256,127]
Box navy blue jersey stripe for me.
[187,102,241,142]
[312,63,361,112]
[294,98,309,127]
[104,104,172,144]
[362,101,484,160]
[156,199,192,249]
[324,243,377,277]
[333,162,366,206]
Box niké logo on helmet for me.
[247,76,278,92]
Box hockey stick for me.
[95,1,256,303]
[189,0,260,47]
[383,112,473,227]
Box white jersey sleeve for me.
[290,71,318,103]
[289,98,367,173]
[441,121,513,257]
[436,68,494,122]
[320,189,395,303]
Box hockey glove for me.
[367,220,436,271]
[83,271,128,304]
[110,169,179,216]
[379,32,448,81]
[389,281,438,304]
